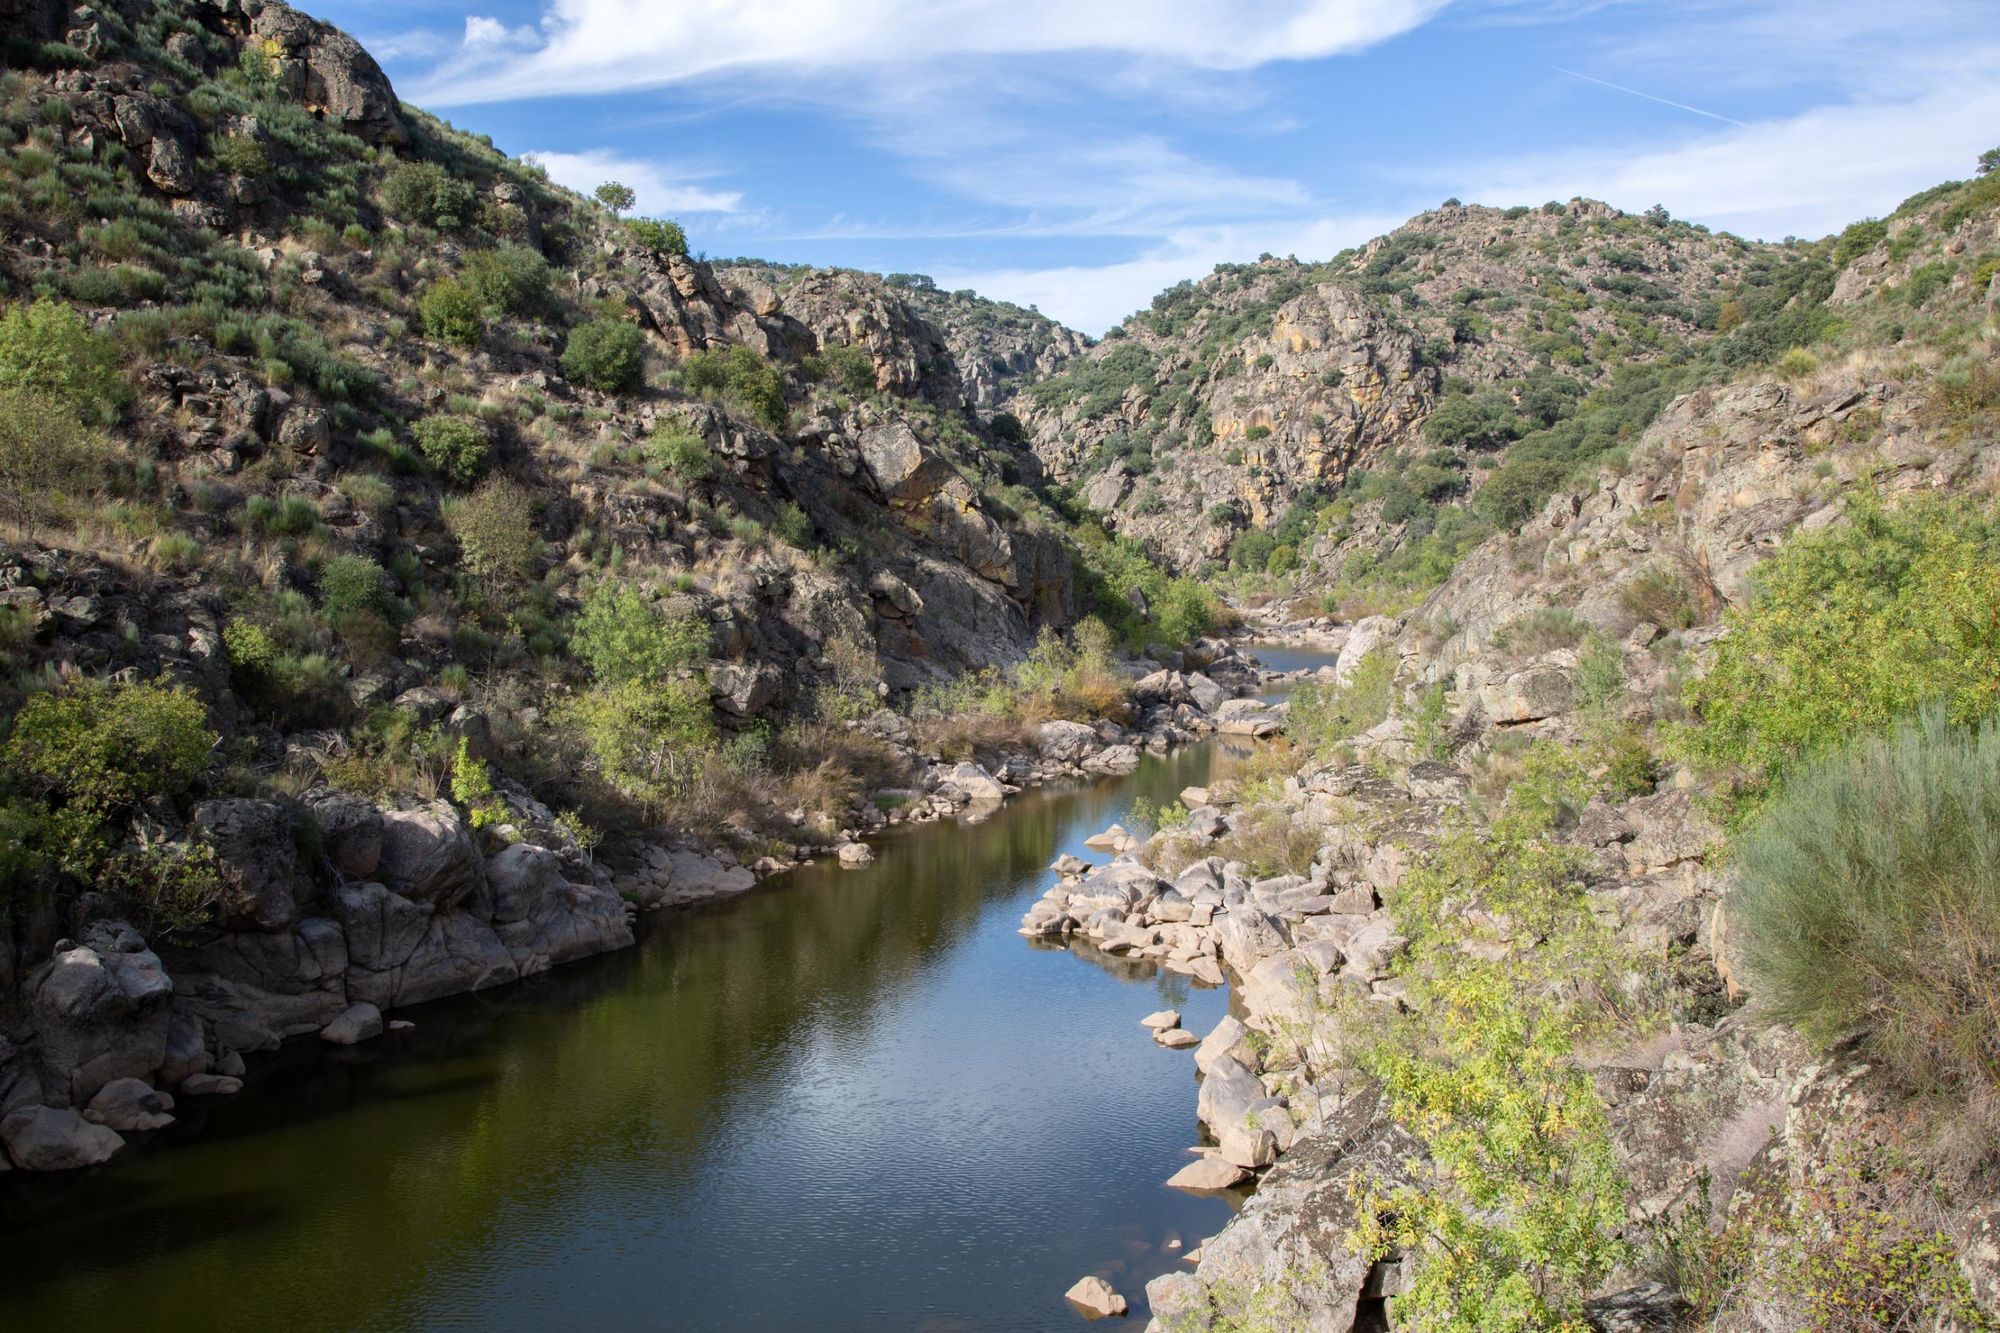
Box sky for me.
[311,0,2000,335]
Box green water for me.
[0,735,1275,1332]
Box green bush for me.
[681,344,786,428]
[558,678,715,805]
[812,341,875,396]
[647,425,713,479]
[318,552,387,621]
[568,583,709,683]
[1,679,215,881]
[771,500,814,550]
[382,161,476,231]
[419,277,485,347]
[563,317,647,395]
[411,413,489,485]
[625,217,687,257]
[463,243,552,319]
[1679,496,2000,797]
[1732,708,2000,1100]
[0,387,109,528]
[0,297,125,422]
[444,478,541,583]
[593,181,636,213]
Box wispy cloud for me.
[1550,66,1746,127]
[413,0,1450,104]
[520,148,744,215]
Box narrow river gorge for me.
[0,647,1335,1331]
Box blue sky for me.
[314,0,2000,333]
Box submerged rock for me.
[321,1002,384,1046]
[1064,1275,1129,1318]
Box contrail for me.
[1551,66,1748,128]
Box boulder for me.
[1036,719,1099,764]
[1139,1009,1181,1032]
[321,1002,384,1046]
[943,761,1008,802]
[178,1073,243,1097]
[1166,1156,1248,1191]
[1082,744,1142,775]
[1155,1027,1200,1049]
[1083,824,1133,853]
[377,802,481,907]
[83,1078,174,1132]
[1,1105,124,1170]
[249,2,406,142]
[1214,906,1290,969]
[30,922,174,1104]
[1186,673,1230,714]
[1063,1275,1129,1319]
[837,842,875,868]
[1197,1055,1286,1144]
[1195,1015,1263,1076]
[1218,1122,1278,1170]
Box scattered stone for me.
[1083,824,1131,852]
[1139,1009,1181,1031]
[1063,1275,1128,1319]
[321,1001,385,1046]
[1154,1027,1200,1049]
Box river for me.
[0,647,1326,1331]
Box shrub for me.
[382,161,476,231]
[318,552,387,621]
[680,345,786,428]
[1289,649,1396,752]
[419,277,485,346]
[568,583,709,683]
[1730,708,2000,1099]
[625,217,687,256]
[812,341,876,396]
[558,677,715,805]
[0,388,109,528]
[771,500,814,550]
[463,243,552,319]
[411,413,489,485]
[1618,564,1699,629]
[1679,496,2000,795]
[0,297,124,422]
[1,679,215,881]
[562,316,646,395]
[647,425,712,479]
[1491,606,1586,656]
[444,478,541,583]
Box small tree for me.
[594,181,636,213]
[0,388,106,530]
[1979,146,1999,176]
[562,317,646,395]
[568,583,709,683]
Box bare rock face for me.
[194,798,313,932]
[247,3,405,143]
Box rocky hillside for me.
[1003,200,1848,576]
[0,0,1234,1162]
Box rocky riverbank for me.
[0,637,1274,1174]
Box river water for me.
[0,658,1325,1331]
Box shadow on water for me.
[0,676,1336,1331]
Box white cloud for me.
[521,148,744,216]
[418,0,1449,104]
[937,213,1409,335]
[462,16,540,51]
[1451,79,2000,240]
